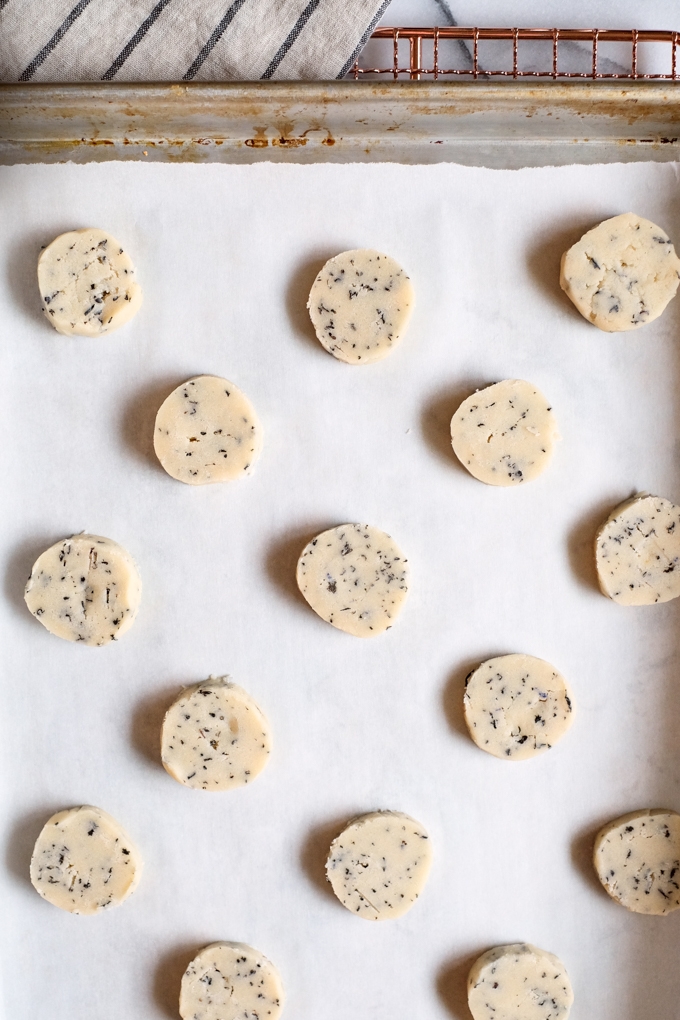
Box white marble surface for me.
[378,0,680,30]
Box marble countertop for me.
[378,0,679,31]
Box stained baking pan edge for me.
[1,80,679,168]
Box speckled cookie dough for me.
[594,808,680,915]
[307,249,414,364]
[450,380,559,486]
[595,493,680,605]
[560,212,680,331]
[296,523,409,637]
[38,227,142,336]
[463,654,574,761]
[179,942,284,1020]
[468,944,574,1020]
[161,676,271,791]
[24,533,142,645]
[154,375,262,485]
[325,811,431,920]
[30,806,142,914]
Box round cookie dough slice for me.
[154,375,262,485]
[296,523,409,637]
[468,944,574,1020]
[180,942,284,1020]
[593,808,680,915]
[38,227,142,336]
[560,212,680,331]
[24,533,142,646]
[463,654,574,761]
[595,493,680,605]
[161,676,271,791]
[450,380,558,486]
[325,811,432,920]
[30,805,142,914]
[307,249,414,364]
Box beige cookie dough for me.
[30,805,142,914]
[450,380,558,486]
[325,811,431,920]
[595,493,680,605]
[593,808,680,915]
[463,654,574,761]
[560,212,680,331]
[468,944,574,1020]
[296,523,409,637]
[38,227,142,336]
[154,375,262,485]
[307,249,414,364]
[24,533,142,645]
[161,676,271,791]
[180,942,284,1020]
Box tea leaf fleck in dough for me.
[24,533,142,646]
[30,805,142,915]
[154,375,262,485]
[450,379,558,486]
[463,653,574,761]
[326,811,431,920]
[296,523,409,637]
[560,212,680,331]
[307,249,414,364]
[594,808,680,915]
[38,227,142,336]
[161,676,271,791]
[179,942,284,1020]
[595,493,680,605]
[468,943,574,1020]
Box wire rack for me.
[353,27,680,81]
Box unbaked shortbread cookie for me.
[468,944,574,1020]
[325,811,432,920]
[593,808,680,915]
[450,380,558,486]
[30,805,142,914]
[463,654,574,761]
[307,249,414,364]
[560,212,680,331]
[154,375,262,485]
[595,493,680,605]
[296,524,409,637]
[38,228,142,336]
[161,676,271,791]
[179,942,284,1020]
[24,534,142,645]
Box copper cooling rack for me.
[355,27,680,81]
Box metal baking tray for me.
[1,25,679,169]
[2,26,680,1020]
[1,80,680,169]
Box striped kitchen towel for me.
[0,0,392,81]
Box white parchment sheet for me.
[1,159,680,1020]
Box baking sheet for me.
[1,158,680,1020]
[4,82,680,168]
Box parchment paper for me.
[1,159,680,1020]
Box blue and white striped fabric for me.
[0,0,392,81]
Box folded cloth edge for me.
[0,0,393,82]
